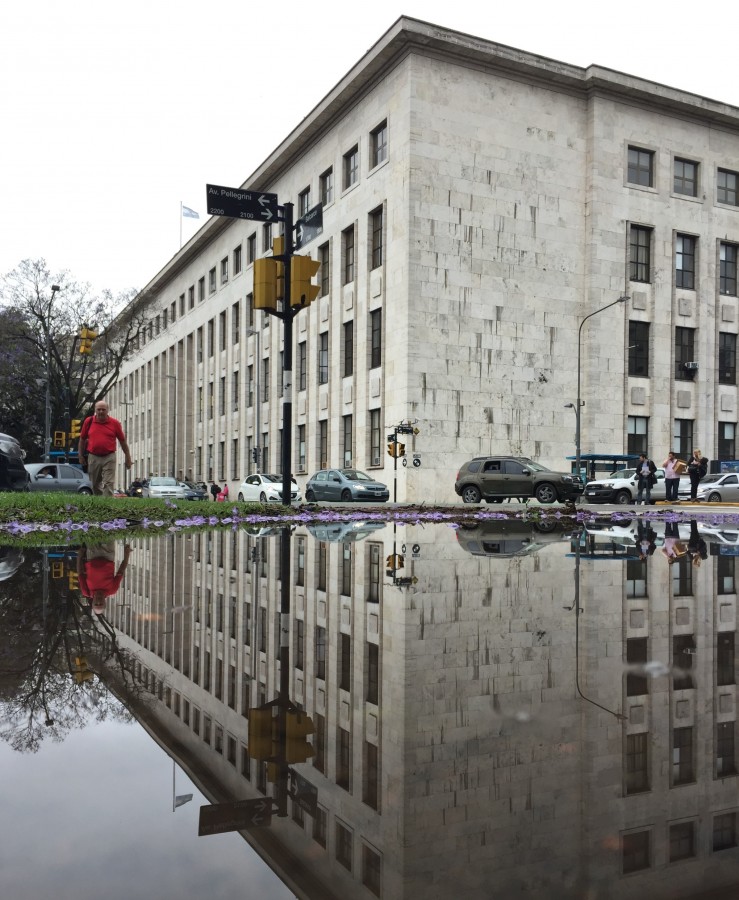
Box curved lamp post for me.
[574,295,629,480]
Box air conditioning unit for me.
[684,361,699,370]
[372,456,381,466]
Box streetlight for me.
[245,327,261,473]
[43,284,61,462]
[164,373,177,477]
[573,295,629,481]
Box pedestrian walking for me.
[662,451,685,502]
[687,449,708,501]
[210,481,221,501]
[635,453,657,505]
[78,400,132,496]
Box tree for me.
[0,259,146,457]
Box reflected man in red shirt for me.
[78,543,132,615]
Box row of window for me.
[626,555,736,600]
[622,811,738,874]
[627,415,736,461]
[628,144,739,208]
[625,632,735,698]
[628,321,738,382]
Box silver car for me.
[680,472,739,503]
[305,468,389,502]
[142,476,191,500]
[25,463,92,494]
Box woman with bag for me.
[687,449,708,501]
[662,451,685,502]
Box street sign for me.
[294,204,323,250]
[290,770,318,817]
[206,184,278,222]
[198,798,272,836]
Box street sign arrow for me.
[198,798,273,836]
[206,184,279,222]
[294,204,323,251]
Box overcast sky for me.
[3,1,738,296]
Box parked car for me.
[141,476,191,500]
[585,467,690,504]
[306,521,386,542]
[181,480,208,501]
[25,462,92,494]
[456,519,571,557]
[679,472,739,503]
[454,456,583,504]
[305,469,389,503]
[0,433,29,491]
[237,473,302,503]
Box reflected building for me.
[101,523,739,898]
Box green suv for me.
[454,456,583,504]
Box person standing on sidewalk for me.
[635,453,657,505]
[687,449,708,501]
[78,400,132,496]
[662,451,684,502]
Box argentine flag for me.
[182,206,200,219]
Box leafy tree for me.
[0,258,145,457]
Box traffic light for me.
[51,561,64,579]
[386,553,404,574]
[387,441,405,458]
[290,255,320,307]
[248,707,276,760]
[53,430,66,448]
[286,710,314,764]
[79,324,98,355]
[73,656,93,683]
[68,571,79,591]
[387,441,396,458]
[254,258,279,309]
[69,419,82,440]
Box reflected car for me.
[237,473,302,504]
[455,519,571,558]
[25,463,92,494]
[679,472,739,503]
[305,469,389,503]
[141,477,190,499]
[1,433,29,491]
[306,521,386,542]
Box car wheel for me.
[341,489,352,502]
[78,488,92,495]
[708,491,722,502]
[306,489,315,502]
[461,485,482,504]
[615,490,632,505]
[260,492,267,502]
[534,483,557,504]
[238,493,244,501]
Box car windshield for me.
[150,477,178,486]
[342,470,372,481]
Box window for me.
[364,742,379,810]
[298,186,311,216]
[669,821,695,862]
[674,158,698,196]
[718,168,739,206]
[317,540,327,592]
[622,830,650,873]
[366,642,378,704]
[673,419,694,461]
[318,420,328,469]
[362,845,382,897]
[340,632,351,691]
[318,242,330,296]
[294,617,304,669]
[718,633,735,686]
[370,120,387,167]
[231,302,240,345]
[232,371,239,411]
[370,409,381,465]
[233,245,242,275]
[628,146,654,187]
[209,267,216,294]
[343,321,354,377]
[674,327,696,380]
[247,234,256,264]
[627,416,649,455]
[343,226,355,284]
[719,422,736,460]
[188,285,195,309]
[318,332,328,385]
[336,821,353,871]
[673,726,694,784]
[178,293,185,316]
[626,638,648,695]
[262,358,269,402]
[721,242,738,295]
[368,544,381,603]
[343,414,352,466]
[313,714,326,774]
[313,806,327,846]
[630,225,652,283]
[337,728,351,790]
[319,167,333,206]
[718,556,736,595]
[343,145,359,189]
[297,341,306,391]
[341,543,352,595]
[370,207,383,269]
[675,234,696,289]
[297,424,305,471]
[713,813,737,851]
[717,721,737,776]
[370,310,382,368]
[720,333,737,384]
[625,732,649,794]
[198,276,205,302]
[220,257,229,284]
[628,321,649,376]
[315,627,326,680]
[674,635,695,690]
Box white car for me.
[237,473,302,504]
[142,476,191,499]
[584,467,689,505]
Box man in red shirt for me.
[78,400,132,496]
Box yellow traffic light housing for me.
[53,430,66,448]
[68,571,79,591]
[254,258,279,309]
[286,710,314,764]
[290,255,320,307]
[248,707,276,760]
[69,419,82,440]
[386,554,405,574]
[396,442,406,458]
[79,325,98,355]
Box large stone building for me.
[113,16,739,503]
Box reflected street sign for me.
[198,797,272,835]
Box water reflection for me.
[1,517,739,898]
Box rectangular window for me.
[370,207,383,269]
[343,414,352,466]
[674,158,698,196]
[673,726,695,784]
[370,309,382,368]
[720,333,737,384]
[368,544,381,603]
[232,301,240,345]
[370,409,381,465]
[336,821,353,871]
[315,626,326,680]
[719,422,736,460]
[298,187,311,216]
[343,321,354,377]
[337,728,351,790]
[318,332,328,385]
[298,341,306,392]
[713,813,737,851]
[294,617,304,669]
[247,234,256,264]
[232,245,242,276]
[625,732,649,794]
[627,416,649,455]
[717,633,735,686]
[343,145,359,189]
[313,714,326,774]
[262,358,269,402]
[341,543,352,595]
[318,420,328,469]
[318,242,330,296]
[247,292,254,327]
[630,225,652,283]
[178,293,185,316]
[319,167,333,206]
[721,242,738,295]
[674,634,696,690]
[219,310,227,351]
[669,821,695,862]
[262,223,272,252]
[718,168,739,206]
[313,806,327,847]
[628,146,654,187]
[623,830,650,873]
[626,638,648,696]
[297,424,305,472]
[362,845,382,897]
[673,419,694,461]
[343,226,355,284]
[188,285,195,309]
[718,556,736,595]
[675,234,696,289]
[317,540,327,592]
[209,267,216,294]
[364,742,379,810]
[340,632,351,691]
[674,327,696,380]
[718,721,737,776]
[231,437,238,479]
[366,642,379,704]
[370,120,387,167]
[628,321,650,376]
